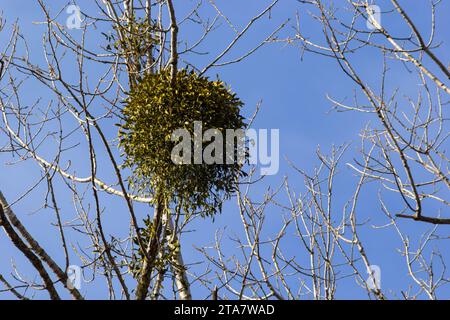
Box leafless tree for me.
[195,0,449,300]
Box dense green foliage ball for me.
[119,69,246,216]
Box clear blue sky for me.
[0,0,449,299]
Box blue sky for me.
[0,0,449,299]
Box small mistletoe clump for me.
[128,215,180,278]
[119,69,246,217]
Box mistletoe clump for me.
[119,69,246,217]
